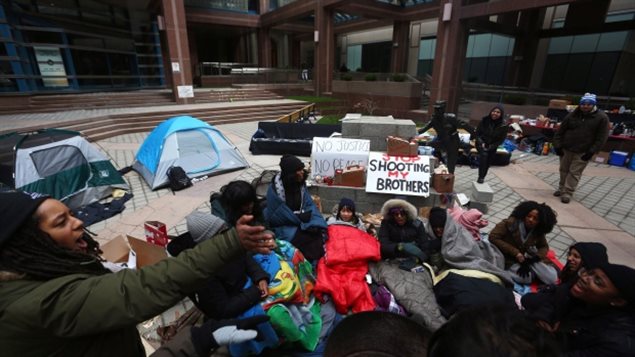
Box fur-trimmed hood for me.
[380,199,418,221]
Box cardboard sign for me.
[311,137,370,178]
[365,152,432,197]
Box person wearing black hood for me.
[418,100,475,174]
[264,154,328,262]
[475,105,508,183]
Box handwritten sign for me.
[365,152,431,197]
[311,137,370,178]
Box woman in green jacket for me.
[0,190,276,357]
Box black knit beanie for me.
[339,197,355,213]
[0,191,50,247]
[601,263,635,306]
[279,154,304,178]
[429,207,447,229]
[571,242,608,269]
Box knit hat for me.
[429,207,447,229]
[186,211,228,243]
[279,154,304,177]
[571,242,608,269]
[338,197,355,212]
[601,263,635,305]
[0,191,50,248]
[580,93,597,105]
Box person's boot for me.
[561,196,571,204]
[553,190,562,197]
[477,177,484,184]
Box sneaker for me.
[553,190,562,197]
[477,178,484,184]
[561,196,570,204]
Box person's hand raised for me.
[235,215,275,254]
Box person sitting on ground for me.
[489,201,559,285]
[559,242,608,285]
[265,154,327,262]
[378,199,431,270]
[326,197,366,231]
[185,211,270,320]
[211,180,267,228]
[0,190,275,356]
[528,262,635,356]
[324,311,430,357]
[475,104,508,183]
[521,241,609,328]
[428,304,560,357]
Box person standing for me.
[418,100,475,174]
[552,93,609,204]
[475,104,508,184]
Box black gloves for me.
[191,315,269,355]
[516,261,532,279]
[580,151,593,161]
[555,148,564,156]
[296,211,312,223]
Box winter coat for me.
[314,225,381,314]
[476,113,508,150]
[420,113,474,141]
[522,282,635,356]
[378,199,429,259]
[326,205,366,231]
[369,261,446,331]
[0,229,243,357]
[489,217,550,269]
[197,254,269,319]
[553,107,609,154]
[264,177,327,242]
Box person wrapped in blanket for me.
[265,155,327,262]
[378,199,440,271]
[0,190,275,357]
[326,197,367,232]
[489,201,559,285]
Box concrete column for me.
[291,38,301,69]
[390,20,410,73]
[430,0,468,113]
[314,1,335,95]
[508,9,544,87]
[257,27,272,68]
[160,0,193,104]
[259,0,269,14]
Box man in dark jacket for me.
[419,100,475,174]
[553,93,609,204]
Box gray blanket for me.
[369,261,446,331]
[428,215,514,285]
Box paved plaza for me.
[82,119,635,266]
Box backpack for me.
[166,166,192,192]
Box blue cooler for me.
[629,153,635,171]
[608,151,628,166]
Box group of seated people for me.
[0,153,633,357]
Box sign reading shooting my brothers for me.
[311,137,370,178]
[365,152,432,197]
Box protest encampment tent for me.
[133,116,249,190]
[0,129,129,209]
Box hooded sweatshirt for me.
[476,105,508,149]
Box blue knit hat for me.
[580,93,596,105]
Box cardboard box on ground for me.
[101,235,168,269]
[592,151,610,164]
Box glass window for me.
[552,19,564,29]
[466,34,475,58]
[571,34,600,53]
[562,53,594,92]
[347,44,362,72]
[606,12,634,23]
[596,31,628,52]
[489,34,513,57]
[418,38,435,60]
[548,36,573,54]
[37,0,79,18]
[470,34,491,58]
